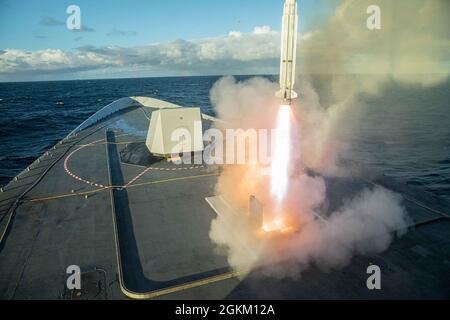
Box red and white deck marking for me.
[63,139,204,189]
[124,167,152,188]
[64,146,108,188]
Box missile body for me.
[276,0,298,105]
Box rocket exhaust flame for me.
[270,105,292,204]
[265,104,293,233]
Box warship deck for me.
[0,97,449,299]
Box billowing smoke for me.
[299,0,449,86]
[205,0,449,278]
[208,75,410,278]
[208,75,403,278]
[296,0,449,174]
[211,76,280,129]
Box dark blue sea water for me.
[0,75,449,201]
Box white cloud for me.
[228,31,243,38]
[0,26,283,81]
[252,25,277,35]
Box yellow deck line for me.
[29,188,109,202]
[122,271,241,300]
[28,173,219,203]
[126,173,219,189]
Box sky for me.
[0,0,339,82]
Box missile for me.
[276,0,298,105]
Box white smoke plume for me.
[208,76,410,278]
[299,0,449,86]
[205,0,450,277]
[296,0,449,174]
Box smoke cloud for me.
[299,0,449,85]
[296,0,449,174]
[208,75,410,278]
[206,0,448,278]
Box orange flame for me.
[266,104,293,232]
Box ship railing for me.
[67,97,140,138]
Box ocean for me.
[0,75,449,201]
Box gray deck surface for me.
[0,102,449,299]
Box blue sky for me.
[0,0,340,81]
